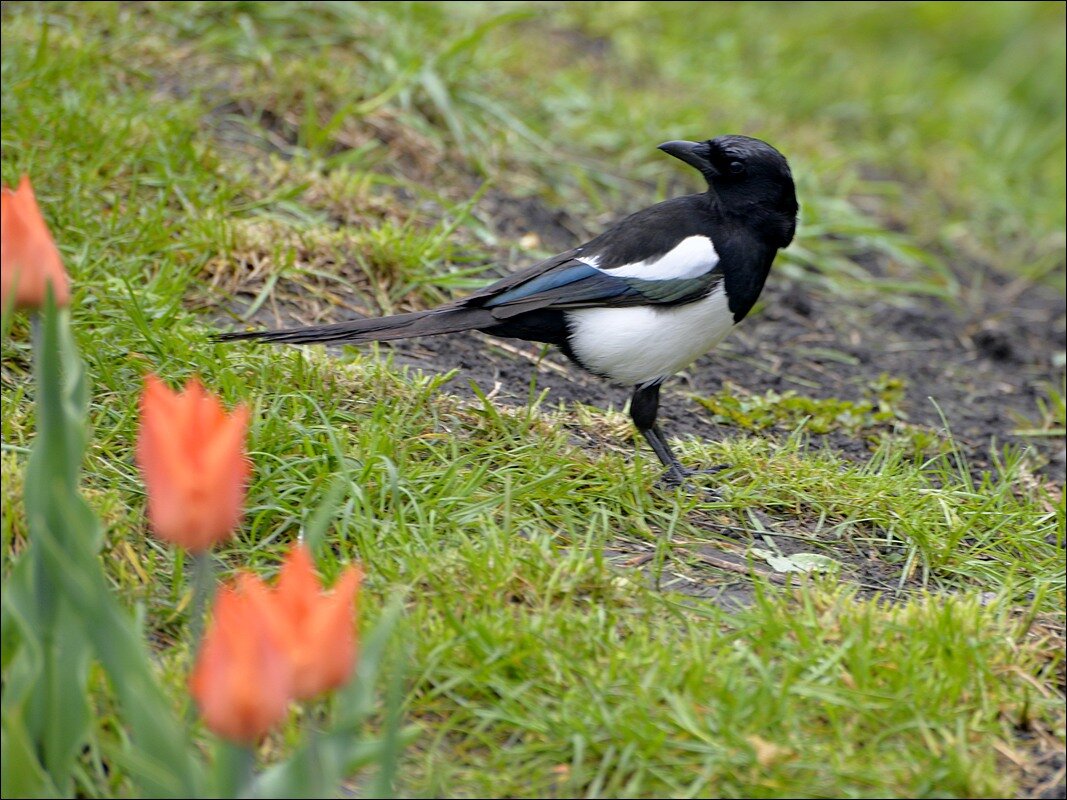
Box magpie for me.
[217,135,798,486]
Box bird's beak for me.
[657,140,717,176]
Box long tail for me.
[213,306,497,346]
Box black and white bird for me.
[217,135,798,486]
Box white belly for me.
[566,287,735,385]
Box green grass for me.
[2,2,1065,797]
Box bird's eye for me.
[728,160,746,175]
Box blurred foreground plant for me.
[0,177,403,798]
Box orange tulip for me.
[136,374,251,552]
[246,544,362,699]
[189,584,292,744]
[1,176,70,310]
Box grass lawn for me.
[2,1,1064,797]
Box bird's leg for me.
[642,424,690,486]
[630,382,728,488]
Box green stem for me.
[305,722,325,796]
[189,550,217,658]
[29,311,57,625]
[213,740,257,799]
[185,550,216,725]
[30,309,63,781]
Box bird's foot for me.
[656,463,731,495]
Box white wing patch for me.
[567,284,734,386]
[578,235,719,280]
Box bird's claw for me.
[656,463,731,497]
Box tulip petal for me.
[1,176,71,310]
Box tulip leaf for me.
[31,478,201,798]
[1,708,59,798]
[12,302,95,795]
[0,562,51,796]
[0,556,44,723]
[334,594,405,730]
[368,640,406,800]
[41,609,92,790]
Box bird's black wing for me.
[213,196,723,347]
[467,258,722,320]
[463,196,723,320]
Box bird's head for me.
[658,135,798,248]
